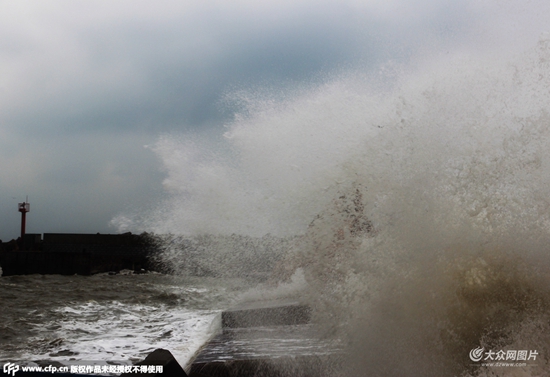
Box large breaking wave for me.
[113,22,550,377]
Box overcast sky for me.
[0,0,548,240]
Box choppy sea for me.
[0,272,249,370]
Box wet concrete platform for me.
[221,300,312,328]
[188,300,342,377]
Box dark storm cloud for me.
[0,0,492,239]
[3,0,477,139]
[4,3,377,137]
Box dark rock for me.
[48,350,78,357]
[121,349,187,377]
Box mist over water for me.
[112,17,550,377]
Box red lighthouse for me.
[18,198,30,239]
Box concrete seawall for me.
[0,233,287,278]
[186,300,342,377]
[0,233,153,276]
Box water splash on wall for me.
[112,25,550,377]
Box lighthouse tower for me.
[18,197,30,239]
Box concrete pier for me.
[0,233,153,275]
[187,300,342,377]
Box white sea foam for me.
[21,300,219,371]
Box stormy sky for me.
[0,0,547,240]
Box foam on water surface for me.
[31,302,219,369]
[0,273,245,371]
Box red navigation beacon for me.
[18,198,30,239]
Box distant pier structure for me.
[18,197,30,239]
[0,232,155,276]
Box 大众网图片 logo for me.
[469,347,538,362]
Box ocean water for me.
[0,272,249,371]
[5,2,550,376]
[7,47,550,376]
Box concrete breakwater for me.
[0,233,154,276]
[186,300,342,377]
[121,301,342,377]
[0,233,288,278]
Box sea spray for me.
[287,41,550,376]
[114,36,550,375]
[148,233,293,281]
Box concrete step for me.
[221,301,311,328]
[188,301,342,377]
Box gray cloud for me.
[0,0,527,239]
